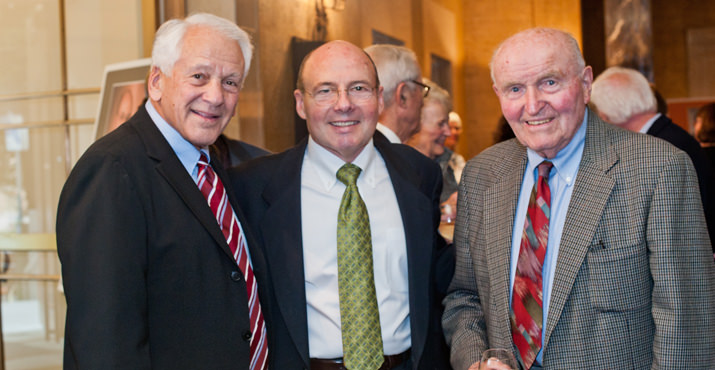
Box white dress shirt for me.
[377,122,402,143]
[639,112,661,133]
[301,136,410,358]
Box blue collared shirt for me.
[145,100,208,182]
[509,110,588,364]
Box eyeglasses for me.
[409,79,431,97]
[306,84,376,106]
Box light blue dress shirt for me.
[509,111,588,364]
[144,100,207,182]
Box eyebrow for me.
[310,79,374,88]
[187,63,243,79]
[499,69,564,88]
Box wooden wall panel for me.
[687,27,715,97]
[652,0,715,100]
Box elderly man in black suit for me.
[57,13,269,369]
[230,40,451,369]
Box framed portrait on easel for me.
[93,58,152,140]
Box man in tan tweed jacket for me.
[442,27,715,370]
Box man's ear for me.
[396,82,409,107]
[376,85,384,115]
[294,89,307,120]
[581,65,594,104]
[147,66,163,102]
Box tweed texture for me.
[336,164,384,370]
[443,111,715,370]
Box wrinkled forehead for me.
[494,36,575,82]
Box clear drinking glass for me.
[479,348,518,370]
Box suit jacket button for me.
[231,271,243,282]
[243,330,252,341]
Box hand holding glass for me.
[478,349,518,370]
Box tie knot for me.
[198,153,210,167]
[337,163,362,186]
[538,161,553,179]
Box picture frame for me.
[93,58,152,140]
[666,97,715,134]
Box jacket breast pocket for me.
[586,241,652,312]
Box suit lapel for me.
[543,113,617,347]
[132,108,235,261]
[374,137,432,364]
[484,146,527,346]
[260,141,310,366]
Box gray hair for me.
[364,44,421,107]
[449,111,462,127]
[489,27,585,83]
[152,13,253,81]
[591,66,656,125]
[422,78,452,113]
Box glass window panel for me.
[67,93,99,122]
[3,271,64,369]
[0,0,62,95]
[64,0,144,89]
[0,126,68,234]
[67,122,94,169]
[0,97,64,127]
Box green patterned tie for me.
[336,163,384,370]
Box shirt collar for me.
[376,122,402,144]
[526,109,588,185]
[145,100,205,175]
[305,136,377,191]
[639,112,661,133]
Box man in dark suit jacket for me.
[230,40,451,369]
[443,28,715,370]
[591,66,715,250]
[56,14,269,369]
[212,133,270,169]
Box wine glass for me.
[478,348,518,370]
[439,203,456,243]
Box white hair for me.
[364,44,421,107]
[151,13,253,81]
[449,111,462,127]
[423,78,452,112]
[591,66,656,125]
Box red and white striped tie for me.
[197,153,268,370]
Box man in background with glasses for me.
[365,44,430,144]
[230,40,451,369]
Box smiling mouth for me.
[192,109,221,120]
[330,120,359,127]
[525,118,552,126]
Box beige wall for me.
[257,0,419,151]
[460,0,582,160]
[421,0,465,117]
[256,0,464,152]
[191,0,586,157]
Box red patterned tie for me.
[197,153,268,370]
[510,161,553,369]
